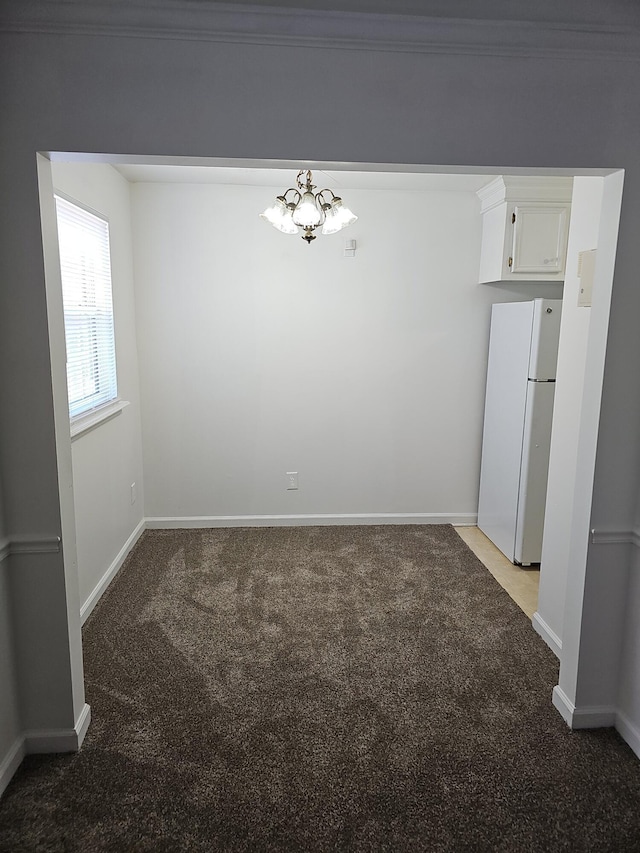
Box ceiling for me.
[113,165,495,193]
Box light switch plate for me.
[577,249,596,307]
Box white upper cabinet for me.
[477,177,573,284]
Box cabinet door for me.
[510,205,569,275]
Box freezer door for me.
[514,380,556,564]
[528,299,562,380]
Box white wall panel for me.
[535,178,603,651]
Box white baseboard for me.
[553,688,640,759]
[0,737,26,798]
[552,686,616,728]
[616,710,640,760]
[75,702,92,749]
[145,513,477,529]
[80,519,146,624]
[571,704,617,728]
[532,611,562,658]
[24,703,91,755]
[1,704,91,797]
[552,686,574,726]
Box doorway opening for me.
[36,151,624,688]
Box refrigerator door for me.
[528,299,562,380]
[477,301,534,562]
[514,380,556,564]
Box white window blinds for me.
[55,196,117,419]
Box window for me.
[55,196,117,421]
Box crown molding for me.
[477,175,574,213]
[1,1,640,62]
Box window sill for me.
[70,399,130,441]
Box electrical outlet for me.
[130,482,137,505]
[286,472,298,490]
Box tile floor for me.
[454,525,540,619]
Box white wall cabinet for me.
[477,177,573,284]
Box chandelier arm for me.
[314,191,327,225]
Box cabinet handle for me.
[508,256,513,268]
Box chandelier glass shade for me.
[260,170,357,244]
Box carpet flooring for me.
[1,525,640,852]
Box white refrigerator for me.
[477,298,562,565]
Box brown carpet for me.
[1,525,639,852]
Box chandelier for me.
[260,170,358,245]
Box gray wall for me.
[1,0,640,780]
[0,473,21,793]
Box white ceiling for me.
[113,164,495,193]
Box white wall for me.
[50,164,145,617]
[534,177,604,656]
[131,181,555,523]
